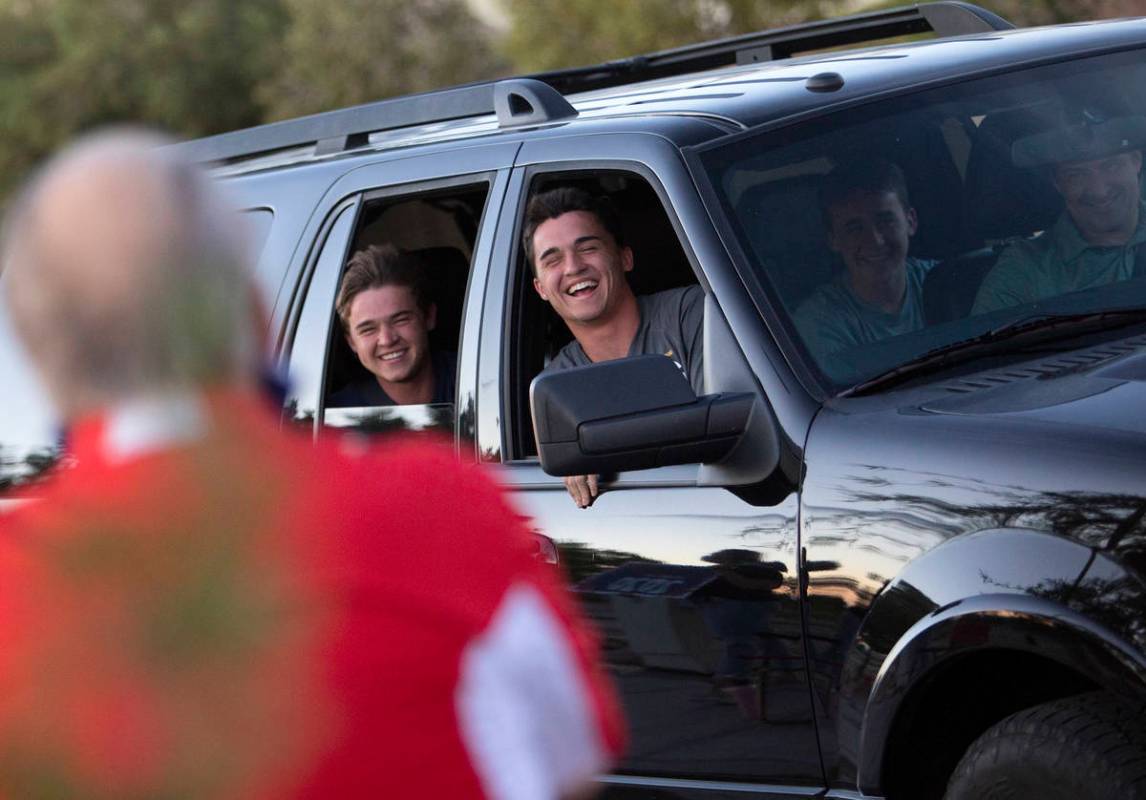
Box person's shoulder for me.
[794,278,845,325]
[662,284,703,301]
[998,231,1053,266]
[905,257,939,293]
[544,340,586,372]
[339,437,535,571]
[907,256,940,276]
[327,380,366,408]
[333,437,510,520]
[793,276,862,357]
[639,285,705,336]
[971,235,1050,313]
[643,284,702,309]
[328,377,389,408]
[984,234,1050,286]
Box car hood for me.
[918,348,1146,438]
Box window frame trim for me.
[281,171,503,444]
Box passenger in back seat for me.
[972,107,1146,314]
[794,159,936,364]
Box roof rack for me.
[529,2,1013,94]
[179,2,1009,167]
[176,78,576,165]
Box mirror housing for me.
[530,355,754,476]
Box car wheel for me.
[944,691,1146,800]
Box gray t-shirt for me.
[794,258,936,361]
[545,285,705,393]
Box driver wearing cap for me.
[973,106,1146,313]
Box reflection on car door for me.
[501,466,821,793]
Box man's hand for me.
[564,474,599,508]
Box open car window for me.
[285,180,490,439]
[508,170,700,460]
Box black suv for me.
[3,3,1146,798]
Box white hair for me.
[1,128,258,418]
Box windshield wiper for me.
[840,308,1146,397]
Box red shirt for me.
[0,390,623,798]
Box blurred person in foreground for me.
[0,130,623,799]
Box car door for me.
[476,130,824,798]
[279,142,517,445]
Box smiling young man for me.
[524,186,704,507]
[794,159,935,363]
[973,107,1146,314]
[330,244,456,407]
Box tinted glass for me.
[697,49,1146,391]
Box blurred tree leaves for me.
[257,0,505,121]
[982,0,1143,25]
[501,0,839,74]
[0,0,285,197]
[0,0,1134,197]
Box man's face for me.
[344,284,436,388]
[826,189,917,284]
[531,210,633,326]
[1053,150,1142,244]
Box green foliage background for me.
[0,0,1132,198]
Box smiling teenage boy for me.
[331,244,457,407]
[524,186,704,507]
[794,159,935,363]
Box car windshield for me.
[695,47,1146,392]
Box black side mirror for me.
[530,355,754,476]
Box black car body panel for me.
[803,338,1146,791]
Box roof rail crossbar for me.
[919,2,1013,36]
[495,79,578,127]
[178,78,576,165]
[179,84,496,164]
[529,2,1013,94]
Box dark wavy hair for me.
[521,187,626,272]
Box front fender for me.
[854,592,1146,793]
[836,528,1088,736]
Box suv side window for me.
[508,170,699,459]
[288,180,490,438]
[0,283,59,496]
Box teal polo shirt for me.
[972,202,1146,314]
[795,258,936,362]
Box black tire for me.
[945,691,1146,800]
